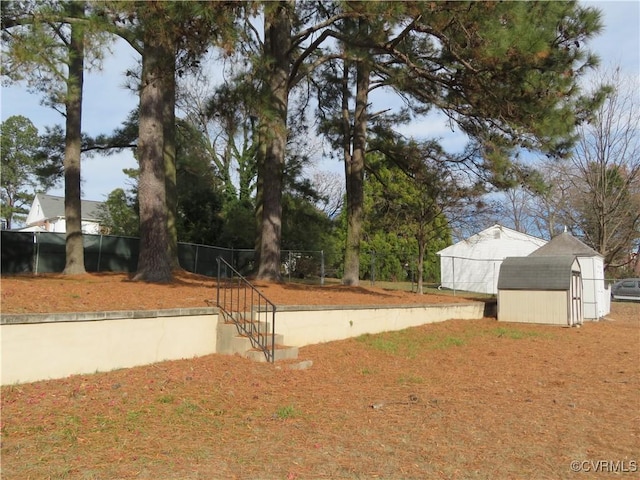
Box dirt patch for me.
[1,273,638,479]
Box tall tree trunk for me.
[238,118,257,202]
[163,56,179,270]
[416,234,426,295]
[255,1,292,281]
[62,2,86,275]
[134,39,172,283]
[342,50,370,286]
[254,121,267,270]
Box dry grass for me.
[1,298,638,479]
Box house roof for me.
[437,224,547,259]
[35,194,104,222]
[528,232,601,258]
[498,255,581,291]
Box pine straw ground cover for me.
[0,273,638,479]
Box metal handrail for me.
[216,257,277,362]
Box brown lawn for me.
[1,272,638,479]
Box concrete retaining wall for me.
[276,303,485,346]
[1,302,485,385]
[1,308,218,385]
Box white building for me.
[24,193,104,234]
[529,231,610,320]
[436,224,548,295]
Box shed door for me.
[570,272,583,326]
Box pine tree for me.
[315,1,604,285]
[2,0,110,274]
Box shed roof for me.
[35,194,103,221]
[498,255,580,291]
[529,232,601,258]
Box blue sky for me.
[1,1,639,201]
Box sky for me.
[1,1,639,202]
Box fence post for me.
[34,232,39,274]
[370,250,375,286]
[216,257,221,306]
[452,256,456,296]
[320,250,325,286]
[97,234,104,272]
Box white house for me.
[24,193,104,234]
[529,231,610,320]
[436,224,548,295]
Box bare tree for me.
[567,67,640,269]
[311,170,344,218]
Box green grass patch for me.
[175,400,200,415]
[58,414,81,443]
[93,414,116,433]
[357,329,467,357]
[126,410,143,422]
[430,335,466,349]
[364,336,400,355]
[157,394,175,404]
[490,327,546,340]
[357,323,550,358]
[275,404,298,419]
[360,367,378,375]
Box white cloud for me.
[396,113,468,153]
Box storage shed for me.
[497,256,583,326]
[529,232,610,320]
[436,224,547,294]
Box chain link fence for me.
[360,250,441,289]
[1,231,327,284]
[2,231,448,288]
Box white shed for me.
[436,225,547,294]
[529,232,610,320]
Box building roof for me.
[528,232,601,258]
[498,255,580,291]
[34,194,104,222]
[437,224,547,259]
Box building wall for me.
[577,256,610,319]
[439,256,503,294]
[24,197,45,226]
[438,226,547,295]
[498,290,570,325]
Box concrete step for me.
[244,345,299,363]
[217,320,292,360]
[229,332,285,354]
